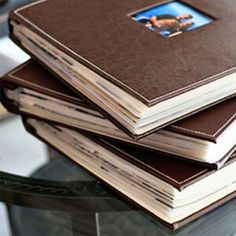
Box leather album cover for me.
[1,60,236,168]
[8,0,236,105]
[8,0,236,138]
[23,117,236,230]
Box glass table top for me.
[0,116,236,236]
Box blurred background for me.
[0,1,48,235]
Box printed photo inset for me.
[132,1,213,37]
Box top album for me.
[10,0,236,138]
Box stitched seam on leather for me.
[7,63,211,184]
[8,73,82,102]
[13,8,150,104]
[14,0,47,12]
[7,78,229,185]
[14,3,236,104]
[8,60,31,75]
[134,162,209,184]
[170,125,211,137]
[103,139,210,185]
[171,111,236,139]
[120,150,236,184]
[13,3,235,185]
[213,114,236,137]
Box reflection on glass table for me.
[0,117,236,236]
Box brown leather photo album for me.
[23,117,236,230]
[1,60,235,168]
[9,0,236,138]
[1,0,236,231]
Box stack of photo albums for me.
[1,0,236,230]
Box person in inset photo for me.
[138,13,194,37]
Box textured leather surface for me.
[168,98,236,140]
[103,139,236,190]
[10,0,236,105]
[2,60,235,142]
[2,60,85,106]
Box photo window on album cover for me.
[132,1,213,37]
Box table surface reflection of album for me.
[1,149,236,236]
